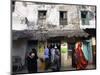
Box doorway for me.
[83,40,92,63]
[47,39,61,69]
[25,40,38,72]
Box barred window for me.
[38,11,47,19]
[60,11,67,25]
[81,11,89,25]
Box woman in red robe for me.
[75,42,88,70]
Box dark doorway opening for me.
[47,39,61,70]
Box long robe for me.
[26,50,38,73]
[75,44,88,70]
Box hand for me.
[31,53,35,57]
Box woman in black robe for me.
[26,48,38,73]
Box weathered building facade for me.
[12,0,96,73]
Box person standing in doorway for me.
[51,47,55,66]
[51,45,60,71]
[44,45,50,71]
[26,48,38,73]
[75,42,88,70]
[54,46,60,71]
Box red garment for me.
[75,43,88,70]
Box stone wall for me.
[12,2,96,30]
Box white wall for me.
[12,2,81,30]
[13,2,96,30]
[12,2,28,30]
[12,12,28,30]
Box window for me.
[38,11,47,19]
[60,11,67,25]
[81,11,89,25]
[38,11,47,26]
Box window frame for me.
[80,8,96,29]
[59,11,68,25]
[80,10,90,25]
[38,10,47,20]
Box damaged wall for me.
[79,6,96,29]
[12,2,96,31]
